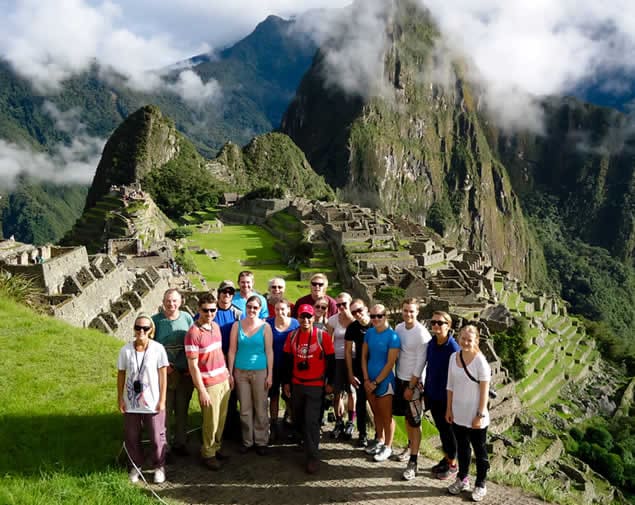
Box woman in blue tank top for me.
[228,295,274,455]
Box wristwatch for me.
[476,411,486,418]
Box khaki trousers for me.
[200,379,230,459]
[234,368,269,447]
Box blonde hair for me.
[134,313,156,339]
[459,324,480,351]
[432,310,452,326]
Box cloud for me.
[0,102,105,188]
[166,70,222,109]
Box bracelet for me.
[408,384,416,390]
[372,380,378,386]
[476,411,486,418]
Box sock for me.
[409,454,418,464]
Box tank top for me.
[235,323,267,370]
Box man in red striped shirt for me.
[186,293,232,471]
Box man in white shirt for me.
[393,298,431,480]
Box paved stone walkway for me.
[152,435,550,505]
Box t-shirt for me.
[117,340,169,414]
[184,322,229,387]
[214,305,242,355]
[235,323,267,370]
[232,292,269,319]
[293,294,337,318]
[283,327,335,386]
[395,321,432,382]
[327,314,350,360]
[364,326,401,383]
[267,317,300,369]
[447,352,491,428]
[267,300,295,319]
[424,333,460,402]
[344,320,371,375]
[152,311,194,372]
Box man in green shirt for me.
[152,288,195,456]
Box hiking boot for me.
[330,419,344,439]
[128,468,141,483]
[366,441,383,456]
[431,458,449,474]
[402,461,417,481]
[201,456,221,471]
[306,459,320,474]
[364,439,379,454]
[343,421,355,440]
[215,450,230,462]
[373,445,392,462]
[255,445,269,456]
[153,467,166,484]
[472,485,487,502]
[437,463,458,480]
[238,445,251,454]
[357,435,369,448]
[448,476,470,494]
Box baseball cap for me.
[297,304,315,316]
[218,280,236,291]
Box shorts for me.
[268,367,288,399]
[392,379,422,427]
[333,359,350,394]
[373,378,395,398]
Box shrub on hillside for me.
[0,271,40,309]
[492,318,528,380]
[166,227,193,240]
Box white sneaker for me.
[472,485,487,502]
[128,468,140,483]
[367,442,384,456]
[402,461,417,480]
[364,439,379,454]
[373,445,392,462]
[153,467,166,484]
[448,476,470,495]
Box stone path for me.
[150,435,550,505]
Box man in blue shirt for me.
[232,271,268,319]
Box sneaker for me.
[201,456,221,471]
[128,468,140,483]
[306,458,320,474]
[343,421,355,440]
[357,435,369,448]
[402,461,417,481]
[366,441,384,456]
[392,448,410,463]
[437,463,458,480]
[331,419,344,439]
[364,439,380,454]
[153,467,166,484]
[448,476,470,494]
[472,485,487,502]
[373,445,392,462]
[431,457,449,474]
[255,445,269,456]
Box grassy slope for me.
[0,297,155,505]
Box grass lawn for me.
[186,224,339,301]
[0,296,156,505]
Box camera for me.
[297,360,309,371]
[488,389,497,399]
[133,380,143,394]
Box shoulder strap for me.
[459,351,480,384]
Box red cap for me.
[297,304,315,316]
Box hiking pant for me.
[235,368,269,447]
[453,423,489,487]
[428,397,457,460]
[124,410,166,469]
[165,371,194,448]
[355,379,368,438]
[292,383,323,461]
[200,379,230,459]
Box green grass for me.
[0,296,156,505]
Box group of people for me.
[116,271,492,501]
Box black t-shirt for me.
[344,320,371,375]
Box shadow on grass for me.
[0,413,125,476]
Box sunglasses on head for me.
[134,325,152,332]
[201,307,217,313]
[430,320,447,326]
[351,308,363,315]
[369,314,385,319]
[299,313,313,320]
[311,281,325,287]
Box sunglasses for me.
[369,314,385,319]
[270,285,284,290]
[246,304,260,310]
[336,302,348,308]
[134,325,152,332]
[220,289,235,295]
[311,281,325,287]
[299,313,313,319]
[430,320,448,326]
[351,308,364,315]
[201,307,217,313]
[314,304,328,310]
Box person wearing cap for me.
[214,280,243,441]
[293,273,337,318]
[266,277,294,317]
[151,288,194,457]
[282,303,335,474]
[232,271,268,319]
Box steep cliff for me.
[281,0,543,281]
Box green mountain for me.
[0,15,317,244]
